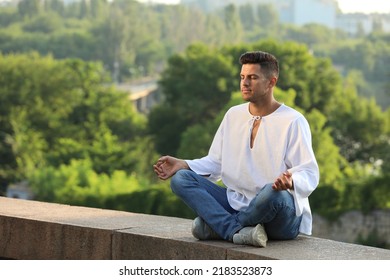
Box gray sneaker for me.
[232,224,268,247]
[191,217,222,240]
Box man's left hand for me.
[272,171,294,191]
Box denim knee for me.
[253,183,294,210]
[170,169,193,195]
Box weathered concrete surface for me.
[1,197,389,260]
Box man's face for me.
[240,63,272,103]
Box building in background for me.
[180,0,390,35]
[291,0,336,28]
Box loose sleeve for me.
[286,116,320,215]
[185,156,221,182]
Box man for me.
[153,51,319,247]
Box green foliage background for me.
[0,0,389,233]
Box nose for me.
[241,77,249,86]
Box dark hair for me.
[239,51,279,79]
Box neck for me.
[249,99,281,117]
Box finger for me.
[155,160,165,167]
[154,158,167,172]
[283,172,293,189]
[158,155,169,163]
[158,172,170,180]
[276,178,285,188]
[153,165,167,177]
[153,164,162,173]
[272,180,281,190]
[153,169,162,178]
[277,177,290,190]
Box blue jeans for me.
[170,169,302,241]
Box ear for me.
[268,77,277,88]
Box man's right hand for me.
[153,155,189,180]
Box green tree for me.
[17,0,42,18]
[256,4,279,31]
[44,0,65,16]
[284,23,341,47]
[90,0,108,19]
[149,43,237,155]
[239,4,256,31]
[79,0,89,19]
[0,53,147,187]
[47,29,96,60]
[222,4,243,44]
[306,109,347,187]
[223,40,342,114]
[22,13,63,33]
[4,109,48,181]
[29,158,141,205]
[0,6,20,27]
[91,8,128,82]
[91,0,148,81]
[327,74,388,164]
[177,91,243,159]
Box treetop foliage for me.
[0,0,388,228]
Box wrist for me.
[181,160,189,170]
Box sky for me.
[138,0,390,14]
[336,0,390,14]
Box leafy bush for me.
[104,187,196,219]
[29,159,143,205]
[310,185,342,220]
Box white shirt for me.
[186,103,319,235]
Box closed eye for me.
[240,75,259,80]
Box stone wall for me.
[2,197,390,260]
[312,210,390,246]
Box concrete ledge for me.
[1,197,389,260]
